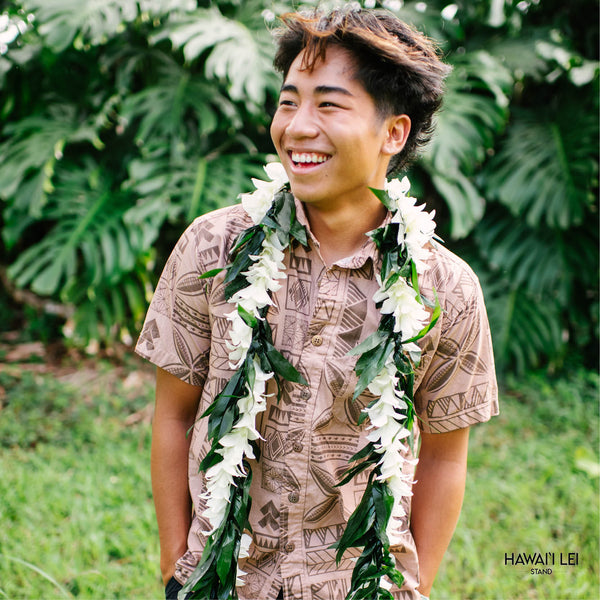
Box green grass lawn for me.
[0,358,163,599]
[435,369,599,599]
[0,356,598,599]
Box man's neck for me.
[303,198,387,266]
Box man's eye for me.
[279,99,296,107]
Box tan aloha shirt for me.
[136,198,499,600]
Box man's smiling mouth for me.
[290,151,331,166]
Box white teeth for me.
[291,152,330,164]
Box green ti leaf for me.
[332,481,376,563]
[372,481,394,543]
[199,267,224,279]
[336,455,379,487]
[264,341,308,385]
[198,449,223,472]
[237,304,258,328]
[347,330,387,357]
[202,369,244,419]
[353,337,394,400]
[369,186,395,211]
[403,289,441,345]
[215,527,237,585]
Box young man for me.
[136,6,498,600]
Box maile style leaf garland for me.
[180,163,439,600]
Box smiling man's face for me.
[270,45,400,212]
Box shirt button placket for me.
[280,269,340,588]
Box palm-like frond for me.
[8,161,144,299]
[69,267,153,344]
[470,203,598,371]
[150,6,279,107]
[124,148,267,227]
[0,103,103,247]
[21,0,188,52]
[483,97,598,229]
[474,206,568,301]
[118,54,238,148]
[422,51,513,238]
[196,153,268,217]
[427,169,485,239]
[483,30,558,81]
[471,260,565,374]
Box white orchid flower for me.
[241,162,289,224]
[202,165,438,592]
[373,276,429,339]
[263,161,288,185]
[230,285,272,316]
[386,176,436,274]
[225,311,253,368]
[235,533,253,586]
[385,176,411,199]
[202,359,271,534]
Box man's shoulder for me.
[422,242,483,305]
[189,202,250,233]
[182,203,251,251]
[427,241,478,276]
[165,203,252,274]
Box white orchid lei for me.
[180,163,440,600]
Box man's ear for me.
[382,114,411,156]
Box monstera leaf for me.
[469,203,598,372]
[423,50,513,238]
[0,103,105,248]
[124,147,267,226]
[8,161,144,298]
[118,53,238,147]
[475,206,568,300]
[68,268,153,343]
[22,0,190,52]
[470,256,565,374]
[483,99,598,229]
[150,5,279,107]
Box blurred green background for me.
[0,0,598,598]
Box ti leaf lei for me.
[180,163,440,600]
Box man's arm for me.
[151,367,203,585]
[410,427,470,597]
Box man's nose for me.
[285,104,319,139]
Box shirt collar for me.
[293,196,391,270]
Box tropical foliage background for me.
[0,0,598,376]
[0,2,598,599]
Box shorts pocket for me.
[164,576,183,600]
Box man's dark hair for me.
[272,6,451,174]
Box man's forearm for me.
[152,368,203,584]
[151,415,194,584]
[410,428,470,596]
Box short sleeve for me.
[135,219,212,387]
[415,249,499,433]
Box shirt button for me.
[311,335,323,347]
[284,542,295,553]
[288,491,299,503]
[292,441,303,452]
[300,388,311,400]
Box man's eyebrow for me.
[315,85,354,96]
[280,83,298,94]
[280,83,354,96]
